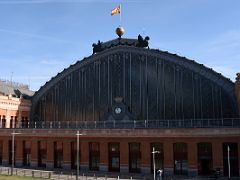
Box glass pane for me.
[174,143,187,153]
[92,156,100,167]
[111,157,119,168]
[91,143,99,151]
[109,143,119,152]
[130,143,140,151]
[151,143,163,151]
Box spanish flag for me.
[111,5,121,16]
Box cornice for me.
[0,128,239,138]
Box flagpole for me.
[119,4,122,26]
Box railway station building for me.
[0,32,239,177]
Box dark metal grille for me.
[31,49,239,123]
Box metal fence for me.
[1,167,239,180]
[0,167,147,180]
[1,118,240,129]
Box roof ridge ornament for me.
[136,34,150,49]
[236,73,240,85]
[116,26,125,38]
[92,40,103,54]
[91,30,150,54]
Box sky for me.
[0,0,240,91]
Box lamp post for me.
[76,131,83,180]
[11,130,21,175]
[227,145,230,179]
[152,147,160,180]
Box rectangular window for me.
[89,142,100,171]
[10,116,14,128]
[2,120,6,128]
[23,141,31,166]
[2,116,6,128]
[173,143,188,175]
[38,141,46,168]
[14,116,18,128]
[54,142,63,169]
[197,143,212,175]
[71,142,80,170]
[129,143,141,173]
[109,143,120,172]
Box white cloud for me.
[0,28,71,43]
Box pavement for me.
[0,167,239,180]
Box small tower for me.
[235,73,240,114]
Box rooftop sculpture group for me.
[136,34,150,48]
[236,73,240,84]
[92,27,150,54]
[92,40,103,54]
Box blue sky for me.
[0,0,240,91]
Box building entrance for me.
[54,142,63,169]
[89,142,100,171]
[200,159,211,175]
[108,143,120,172]
[198,143,212,175]
[173,143,188,175]
[37,141,46,168]
[23,141,31,167]
[129,143,141,173]
[71,142,80,170]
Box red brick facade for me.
[0,94,31,128]
[0,74,239,177]
[0,128,239,176]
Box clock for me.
[114,107,122,114]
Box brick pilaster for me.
[2,139,9,165]
[15,139,23,167]
[187,141,198,176]
[80,140,89,171]
[163,140,174,175]
[62,140,71,170]
[99,141,108,171]
[212,141,223,170]
[46,140,54,169]
[120,141,129,173]
[141,140,150,173]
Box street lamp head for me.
[11,133,21,135]
[76,133,86,136]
